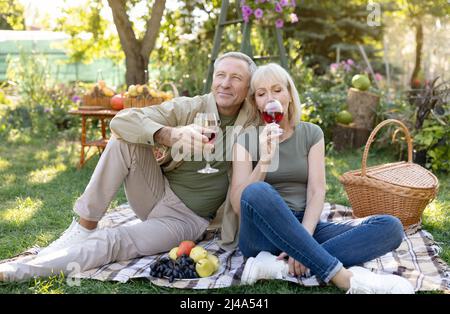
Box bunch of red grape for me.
[150,254,198,282]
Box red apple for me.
[110,94,124,110]
[176,240,196,257]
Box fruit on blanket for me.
[169,247,179,260]
[150,256,198,282]
[189,246,208,263]
[206,253,220,272]
[195,258,215,278]
[177,240,196,257]
[352,74,371,91]
[336,110,353,125]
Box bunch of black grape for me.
[150,254,198,283]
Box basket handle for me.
[159,82,179,97]
[361,119,413,176]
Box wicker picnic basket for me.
[82,95,112,108]
[123,82,179,109]
[339,119,439,232]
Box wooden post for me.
[332,124,371,151]
[347,88,379,129]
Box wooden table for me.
[69,108,119,168]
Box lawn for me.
[0,130,448,294]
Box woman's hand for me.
[277,252,309,277]
[259,124,282,164]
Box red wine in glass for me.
[262,99,284,124]
[203,131,216,142]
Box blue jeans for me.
[238,182,404,283]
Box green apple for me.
[189,246,208,263]
[206,254,220,272]
[195,258,215,278]
[169,247,178,260]
[351,74,371,91]
[128,85,138,97]
[336,110,353,125]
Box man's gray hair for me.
[214,52,257,76]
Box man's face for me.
[211,57,251,115]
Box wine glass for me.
[194,113,220,174]
[262,99,284,134]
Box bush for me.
[1,51,79,137]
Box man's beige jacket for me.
[110,93,252,250]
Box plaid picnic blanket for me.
[6,203,450,291]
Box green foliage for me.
[300,59,372,142]
[283,1,384,75]
[2,51,79,137]
[0,88,11,105]
[0,0,25,30]
[54,1,123,65]
[414,120,450,173]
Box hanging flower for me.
[241,0,298,28]
[254,8,264,19]
[275,18,284,28]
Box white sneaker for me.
[347,266,415,294]
[241,251,289,285]
[37,218,95,256]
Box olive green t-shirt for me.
[163,113,238,220]
[237,122,324,212]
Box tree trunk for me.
[125,52,148,85]
[410,21,423,88]
[107,0,166,87]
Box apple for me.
[110,94,124,110]
[351,74,371,91]
[195,258,215,277]
[128,85,138,97]
[169,247,178,260]
[177,240,196,257]
[206,254,220,272]
[336,110,353,125]
[189,246,208,263]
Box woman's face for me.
[253,78,291,116]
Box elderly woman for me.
[230,63,414,294]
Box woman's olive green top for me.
[237,122,324,212]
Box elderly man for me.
[0,52,255,282]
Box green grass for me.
[0,131,448,294]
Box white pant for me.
[0,137,209,282]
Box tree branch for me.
[107,0,139,56]
[141,0,166,57]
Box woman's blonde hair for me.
[248,63,302,127]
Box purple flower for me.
[291,0,297,7]
[375,73,383,81]
[243,15,249,23]
[241,5,253,17]
[254,8,264,19]
[44,108,51,113]
[346,59,355,66]
[330,63,339,73]
[280,0,289,6]
[343,63,351,72]
[275,2,282,13]
[72,95,81,103]
[290,13,298,23]
[275,18,284,28]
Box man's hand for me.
[155,124,213,154]
[277,252,309,277]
